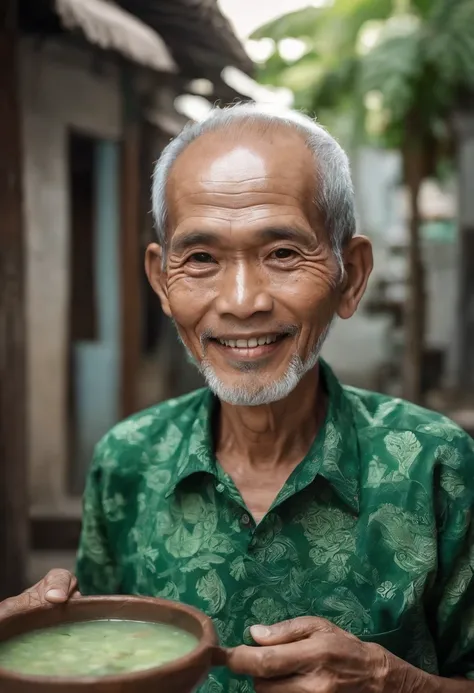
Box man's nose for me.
[215,262,273,319]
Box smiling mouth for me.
[216,334,282,348]
[209,333,289,360]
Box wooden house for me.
[0,0,252,598]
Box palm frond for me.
[311,56,360,110]
[251,0,474,151]
[250,7,323,42]
[360,32,422,122]
[424,0,474,92]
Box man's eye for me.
[188,252,215,264]
[272,248,297,260]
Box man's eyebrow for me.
[169,225,318,254]
[170,231,222,255]
[257,226,317,247]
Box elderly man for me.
[2,105,474,693]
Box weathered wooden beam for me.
[120,68,141,418]
[0,0,29,599]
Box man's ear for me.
[145,243,172,318]
[337,236,373,320]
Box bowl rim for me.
[0,595,216,686]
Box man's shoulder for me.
[343,383,473,450]
[92,388,210,473]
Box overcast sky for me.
[218,0,326,38]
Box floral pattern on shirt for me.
[76,360,474,692]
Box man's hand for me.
[0,570,79,620]
[226,616,427,693]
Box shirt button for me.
[241,513,251,527]
[216,483,225,493]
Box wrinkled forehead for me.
[166,125,317,225]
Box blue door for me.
[72,139,121,491]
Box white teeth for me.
[218,334,280,348]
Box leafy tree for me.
[253,0,474,403]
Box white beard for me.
[176,321,332,406]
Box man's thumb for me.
[250,617,319,645]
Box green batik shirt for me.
[76,360,474,692]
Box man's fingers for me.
[227,645,289,678]
[0,571,78,623]
[0,596,23,620]
[251,616,336,645]
[227,641,312,679]
[0,588,43,619]
[41,570,77,602]
[24,580,41,594]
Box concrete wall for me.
[321,147,399,387]
[20,39,122,510]
[424,241,459,387]
[323,147,459,391]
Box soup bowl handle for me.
[210,645,229,668]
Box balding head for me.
[151,103,356,270]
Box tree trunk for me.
[401,143,426,404]
[453,112,474,393]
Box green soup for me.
[0,619,199,678]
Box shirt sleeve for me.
[433,431,474,678]
[75,446,122,596]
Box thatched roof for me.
[19,0,253,90]
[116,0,253,80]
[54,0,176,72]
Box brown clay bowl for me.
[0,595,225,692]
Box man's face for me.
[147,126,372,405]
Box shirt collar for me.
[163,389,216,498]
[285,359,361,513]
[163,360,360,513]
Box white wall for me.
[20,38,122,509]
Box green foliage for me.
[425,0,474,94]
[253,0,474,152]
[251,7,323,42]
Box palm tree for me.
[253,0,474,403]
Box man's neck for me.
[215,364,326,470]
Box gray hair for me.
[151,103,356,268]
